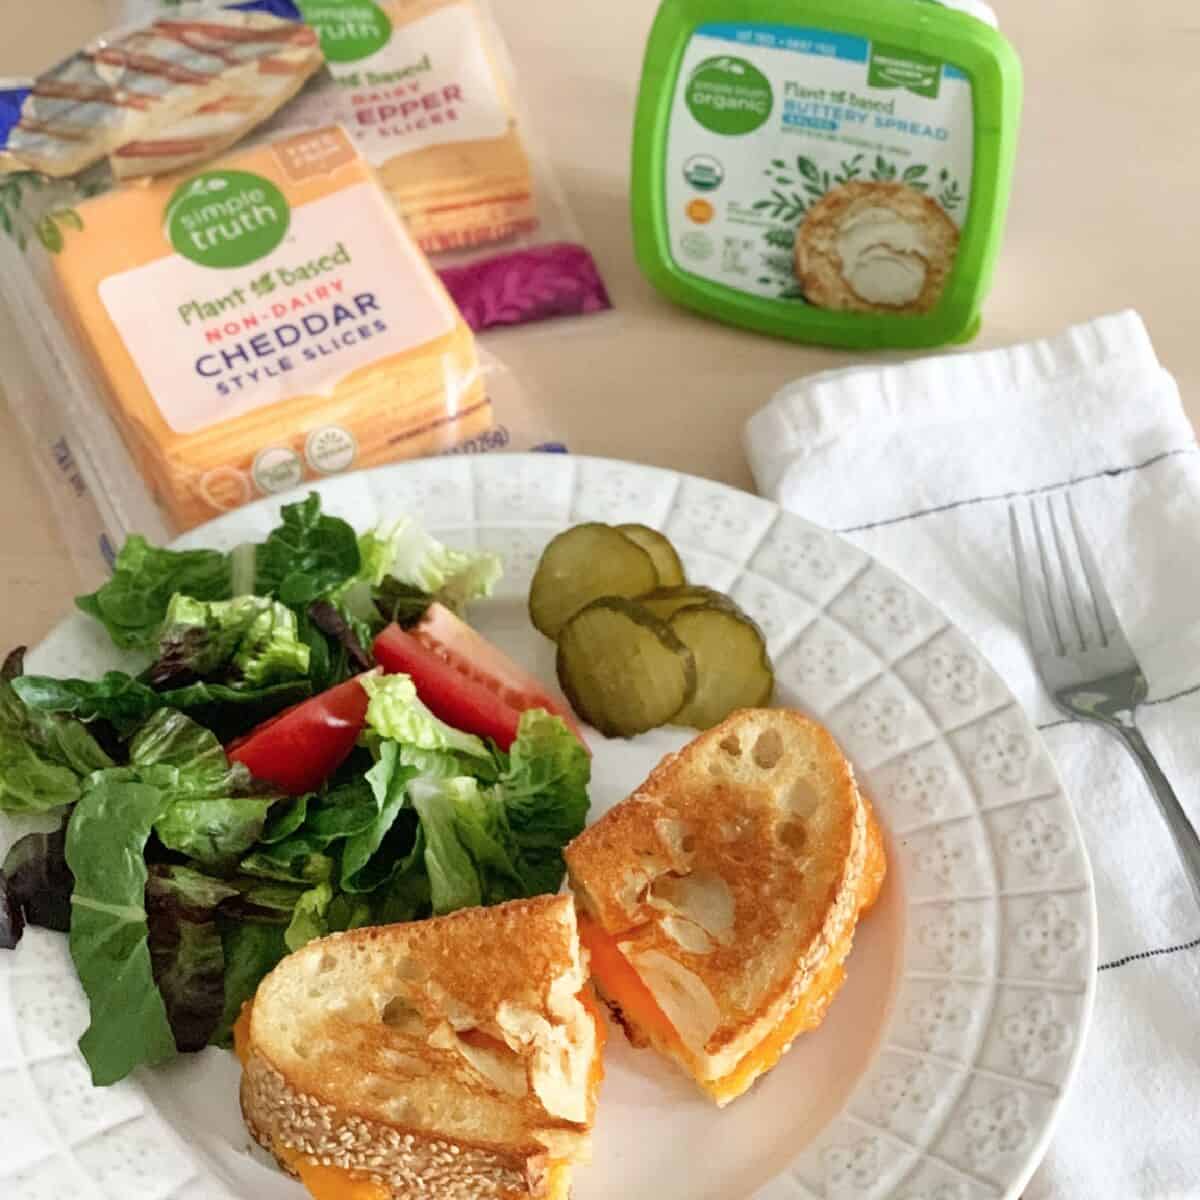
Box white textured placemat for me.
[746,310,1200,1198]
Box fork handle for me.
[1111,724,1200,911]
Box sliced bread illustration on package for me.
[795,181,960,315]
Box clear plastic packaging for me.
[108,0,613,332]
[0,0,576,579]
[0,195,560,585]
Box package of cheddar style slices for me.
[109,0,614,333]
[0,3,566,581]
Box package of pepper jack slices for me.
[0,2,566,585]
[110,0,614,332]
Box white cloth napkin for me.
[745,310,1200,1199]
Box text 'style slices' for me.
[237,894,604,1200]
[50,125,488,531]
[565,708,886,1105]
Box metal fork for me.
[1010,493,1200,909]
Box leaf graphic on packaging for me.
[35,215,62,254]
[796,157,821,182]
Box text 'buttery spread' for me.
[52,125,489,530]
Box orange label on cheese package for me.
[52,125,489,531]
[273,128,358,181]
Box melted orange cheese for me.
[578,915,682,1057]
[232,1000,253,1067]
[236,999,387,1200]
[293,1158,390,1200]
[859,801,888,915]
[581,802,887,1103]
[544,1162,572,1200]
[580,984,608,1108]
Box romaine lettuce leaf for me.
[238,843,334,885]
[0,677,113,812]
[254,493,361,606]
[13,671,160,733]
[211,919,288,1046]
[127,711,275,868]
[285,881,334,951]
[240,777,375,882]
[151,678,312,741]
[496,710,591,895]
[360,672,489,760]
[66,773,177,1085]
[259,793,309,844]
[357,519,501,614]
[448,782,523,903]
[76,535,232,650]
[150,594,310,687]
[305,777,384,843]
[219,876,309,924]
[370,828,430,924]
[12,671,310,741]
[339,741,416,893]
[130,708,252,796]
[155,798,275,869]
[410,776,483,915]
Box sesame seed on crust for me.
[240,1051,562,1199]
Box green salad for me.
[0,495,590,1086]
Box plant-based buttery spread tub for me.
[631,0,1021,348]
[51,125,487,531]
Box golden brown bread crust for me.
[795,180,959,314]
[565,709,876,1081]
[241,895,596,1198]
[241,1046,551,1199]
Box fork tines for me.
[1009,493,1126,659]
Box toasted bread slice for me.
[564,709,885,1105]
[238,895,604,1200]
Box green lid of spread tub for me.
[631,0,1022,348]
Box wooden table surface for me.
[1,0,1197,648]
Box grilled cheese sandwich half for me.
[237,895,604,1199]
[565,708,885,1106]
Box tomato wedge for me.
[375,603,589,752]
[227,677,368,794]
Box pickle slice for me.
[529,523,659,639]
[668,605,775,730]
[556,598,697,738]
[638,585,738,623]
[616,524,686,587]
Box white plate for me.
[0,455,1096,1200]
